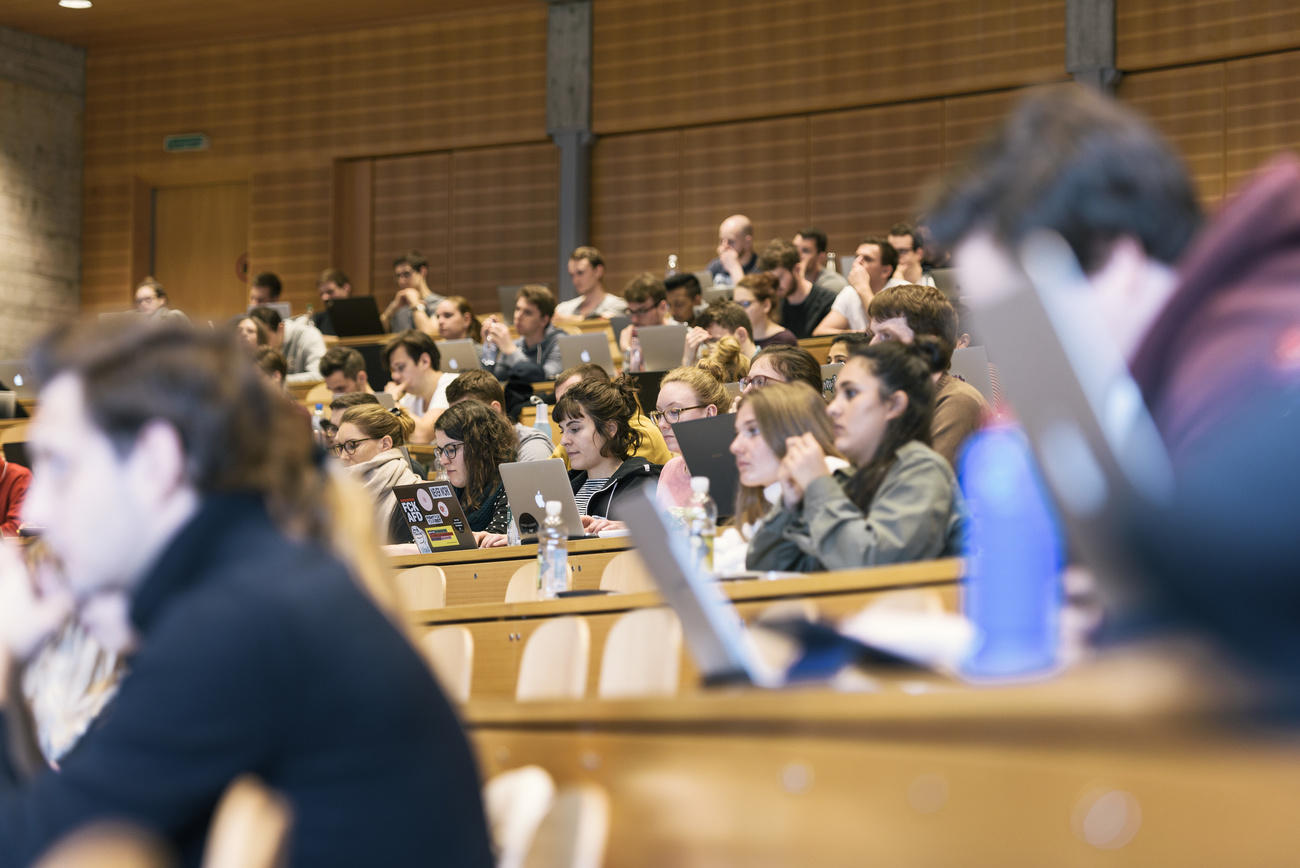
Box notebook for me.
[392,481,477,553]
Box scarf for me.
[350,448,423,529]
[458,482,504,533]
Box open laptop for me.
[497,285,525,320]
[820,362,843,398]
[557,333,616,377]
[499,458,590,538]
[327,297,385,338]
[702,287,733,305]
[627,370,665,415]
[392,481,477,553]
[0,361,38,401]
[0,392,15,420]
[437,339,483,373]
[671,414,739,520]
[949,346,994,403]
[250,301,292,321]
[636,324,688,372]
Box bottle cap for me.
[545,500,563,516]
[690,476,710,494]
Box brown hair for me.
[622,272,667,306]
[515,284,556,321]
[660,366,731,414]
[737,272,780,312]
[437,295,482,343]
[136,276,167,301]
[318,346,365,380]
[383,329,440,371]
[556,363,610,389]
[697,301,749,335]
[254,346,287,381]
[554,376,642,461]
[339,404,416,448]
[733,382,840,528]
[318,267,350,288]
[866,284,958,369]
[329,391,379,413]
[750,345,821,393]
[696,336,750,384]
[569,245,605,269]
[757,238,799,272]
[235,315,270,347]
[433,399,517,509]
[445,369,506,409]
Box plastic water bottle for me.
[530,394,552,443]
[626,332,643,373]
[960,427,1062,678]
[827,251,838,276]
[506,503,521,547]
[537,500,569,598]
[686,476,717,575]
[311,403,326,443]
[481,332,499,368]
[665,253,679,277]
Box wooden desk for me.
[416,560,963,699]
[467,649,1300,866]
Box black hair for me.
[252,272,282,299]
[554,375,643,462]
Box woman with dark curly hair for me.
[555,375,661,530]
[432,399,517,547]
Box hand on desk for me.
[475,531,509,548]
[580,516,624,535]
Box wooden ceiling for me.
[2,0,541,49]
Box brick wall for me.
[0,27,83,358]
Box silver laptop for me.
[436,339,483,373]
[702,287,733,305]
[949,346,994,403]
[392,481,477,553]
[0,361,36,400]
[499,458,588,538]
[636,324,688,372]
[557,333,615,377]
[820,362,843,398]
[249,301,292,321]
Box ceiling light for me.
[59,0,93,8]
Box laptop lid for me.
[2,441,29,469]
[557,333,616,377]
[820,363,843,399]
[249,301,292,321]
[949,346,994,403]
[436,339,483,374]
[392,481,477,553]
[0,361,37,400]
[0,392,14,420]
[499,458,587,537]
[702,287,733,305]
[636,324,688,372]
[497,285,524,320]
[671,414,740,520]
[326,297,385,338]
[608,315,630,344]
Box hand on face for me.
[718,247,740,270]
[847,261,873,296]
[0,543,73,664]
[781,432,830,492]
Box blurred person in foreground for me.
[0,318,492,867]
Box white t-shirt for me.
[400,372,458,417]
[554,293,628,320]
[886,272,936,288]
[830,287,870,332]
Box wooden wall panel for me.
[1224,51,1300,191]
[81,179,135,312]
[679,118,809,277]
[153,183,250,325]
[810,102,944,260]
[371,154,452,311]
[1117,0,1300,72]
[247,167,333,317]
[592,0,1065,135]
[591,131,684,296]
[1118,66,1227,206]
[448,144,559,312]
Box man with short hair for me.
[813,238,899,335]
[381,251,445,334]
[318,346,372,395]
[887,223,935,287]
[248,271,282,308]
[760,238,837,340]
[794,227,849,294]
[707,214,761,286]
[134,278,189,323]
[686,300,758,361]
[382,329,457,443]
[866,284,988,468]
[246,306,327,385]
[554,246,627,321]
[618,273,671,356]
[481,285,565,381]
[445,370,552,462]
[313,267,352,336]
[664,272,705,325]
[549,364,672,467]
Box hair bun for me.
[907,334,950,375]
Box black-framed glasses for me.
[432,442,463,462]
[330,437,376,457]
[627,304,658,316]
[740,374,778,391]
[650,405,707,425]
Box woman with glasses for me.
[745,337,966,572]
[432,399,516,546]
[333,404,423,544]
[652,365,731,511]
[742,344,822,394]
[734,274,797,350]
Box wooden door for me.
[153,182,249,326]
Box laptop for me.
[499,458,589,538]
[392,481,477,553]
[0,361,37,401]
[497,285,525,320]
[702,287,733,305]
[723,381,743,402]
[671,414,740,520]
[250,301,292,321]
[437,339,483,373]
[820,363,843,399]
[636,324,688,372]
[326,297,385,337]
[557,333,616,377]
[608,315,630,344]
[0,392,14,420]
[949,346,994,403]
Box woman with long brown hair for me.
[432,399,517,546]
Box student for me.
[481,285,565,381]
[432,296,483,345]
[684,301,757,362]
[445,369,553,462]
[746,338,966,572]
[617,273,672,358]
[664,272,705,325]
[318,346,372,395]
[550,364,673,467]
[742,345,822,394]
[554,376,661,527]
[246,306,327,386]
[334,404,424,544]
[653,366,730,511]
[383,329,457,443]
[432,400,516,546]
[234,315,270,348]
[826,332,872,366]
[734,274,797,350]
[554,246,627,320]
[695,336,751,385]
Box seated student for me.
[746,338,966,573]
[324,391,379,444]
[313,267,352,336]
[445,370,553,462]
[481,284,565,381]
[383,329,457,443]
[550,364,672,467]
[684,301,758,363]
[867,283,989,469]
[827,332,872,366]
[554,376,661,526]
[247,305,327,386]
[133,277,189,324]
[617,273,672,359]
[743,344,823,395]
[432,400,516,547]
[318,346,372,395]
[431,295,484,351]
[234,314,270,348]
[254,346,288,390]
[653,365,731,511]
[554,246,627,320]
[734,274,798,350]
[664,272,705,325]
[333,404,424,544]
[759,238,837,340]
[696,335,751,385]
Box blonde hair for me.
[697,336,750,384]
[339,404,416,447]
[660,365,731,413]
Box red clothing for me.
[0,460,31,536]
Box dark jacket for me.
[0,493,492,868]
[568,457,661,520]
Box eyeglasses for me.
[320,421,339,438]
[740,374,779,391]
[432,442,462,462]
[330,437,376,457]
[627,304,658,316]
[650,405,707,425]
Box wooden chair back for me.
[484,765,556,868]
[420,626,473,703]
[523,785,610,868]
[506,562,541,603]
[516,617,590,701]
[597,607,682,698]
[597,550,657,595]
[394,564,447,612]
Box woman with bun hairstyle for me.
[555,376,661,529]
[653,365,731,511]
[432,398,517,546]
[746,335,966,572]
[333,403,423,543]
[695,335,750,384]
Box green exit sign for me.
[163,133,210,153]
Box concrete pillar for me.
[547,0,593,301]
[1066,0,1121,92]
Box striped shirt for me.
[573,477,610,516]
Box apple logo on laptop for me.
[448,358,459,370]
[580,350,591,363]
[534,490,546,510]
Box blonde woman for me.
[652,366,732,511]
[333,403,423,543]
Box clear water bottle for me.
[666,253,679,277]
[827,251,838,275]
[311,403,327,444]
[537,500,569,598]
[506,503,521,547]
[626,331,643,373]
[686,476,717,575]
[481,332,500,368]
[530,394,552,443]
